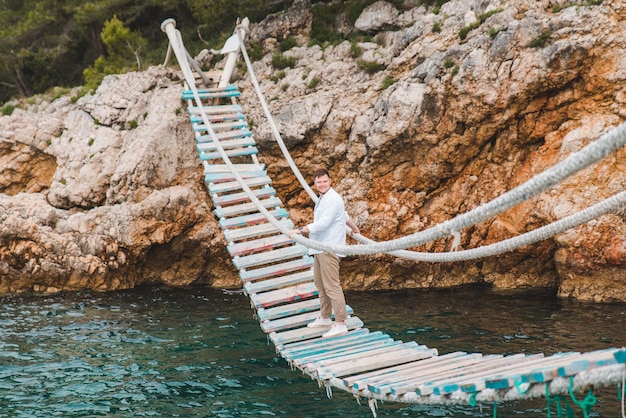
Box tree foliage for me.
[0,0,384,104]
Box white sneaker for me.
[307,317,332,328]
[322,324,348,338]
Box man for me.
[289,168,360,338]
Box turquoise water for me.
[0,285,624,417]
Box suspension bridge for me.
[161,18,626,417]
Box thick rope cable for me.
[235,24,626,258]
[161,20,302,246]
[354,190,626,262]
[166,19,626,262]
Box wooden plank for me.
[223,219,292,242]
[302,340,412,372]
[184,85,238,95]
[555,348,619,377]
[456,353,550,393]
[345,351,466,390]
[197,137,256,152]
[429,353,542,396]
[278,327,372,354]
[199,146,258,160]
[197,128,252,142]
[260,305,354,334]
[256,297,319,322]
[365,352,477,395]
[190,115,245,126]
[219,208,288,230]
[206,170,267,184]
[244,269,312,294]
[269,316,364,346]
[240,256,312,282]
[213,187,276,207]
[209,176,272,194]
[316,346,435,380]
[182,89,240,99]
[282,331,388,362]
[194,120,249,132]
[234,244,308,270]
[203,162,263,173]
[383,353,490,396]
[484,352,580,390]
[216,196,280,218]
[228,232,291,257]
[188,104,242,115]
[250,281,317,309]
[309,341,420,372]
[613,348,626,364]
[415,355,519,396]
[522,349,617,385]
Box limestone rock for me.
[1,0,625,301]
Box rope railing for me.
[235,21,626,259]
[164,18,626,262]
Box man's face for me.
[314,174,331,195]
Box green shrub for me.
[128,119,138,129]
[357,60,386,74]
[443,59,456,69]
[458,22,479,40]
[307,77,320,89]
[488,27,503,37]
[88,138,94,146]
[478,9,503,22]
[432,22,441,33]
[528,30,551,48]
[350,41,363,58]
[270,70,286,82]
[279,36,298,52]
[271,52,296,69]
[246,41,264,61]
[459,8,503,40]
[1,104,15,116]
[381,76,395,89]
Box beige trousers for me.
[313,253,347,322]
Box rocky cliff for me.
[0,0,624,301]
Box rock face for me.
[1,0,625,301]
[0,67,236,292]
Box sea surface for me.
[0,284,624,417]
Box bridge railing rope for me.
[234,21,626,261]
[164,17,626,262]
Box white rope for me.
[166,19,626,262]
[622,364,625,418]
[235,25,626,258]
[353,190,626,262]
[161,20,298,243]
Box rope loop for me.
[469,392,478,407]
[568,377,597,418]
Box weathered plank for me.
[243,269,312,294]
[219,208,288,230]
[240,256,313,283]
[269,316,364,346]
[256,297,319,322]
[260,305,355,334]
[209,176,272,194]
[249,281,317,309]
[223,218,292,242]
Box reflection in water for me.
[0,285,624,417]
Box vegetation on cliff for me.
[0,0,455,106]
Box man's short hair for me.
[313,168,330,178]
